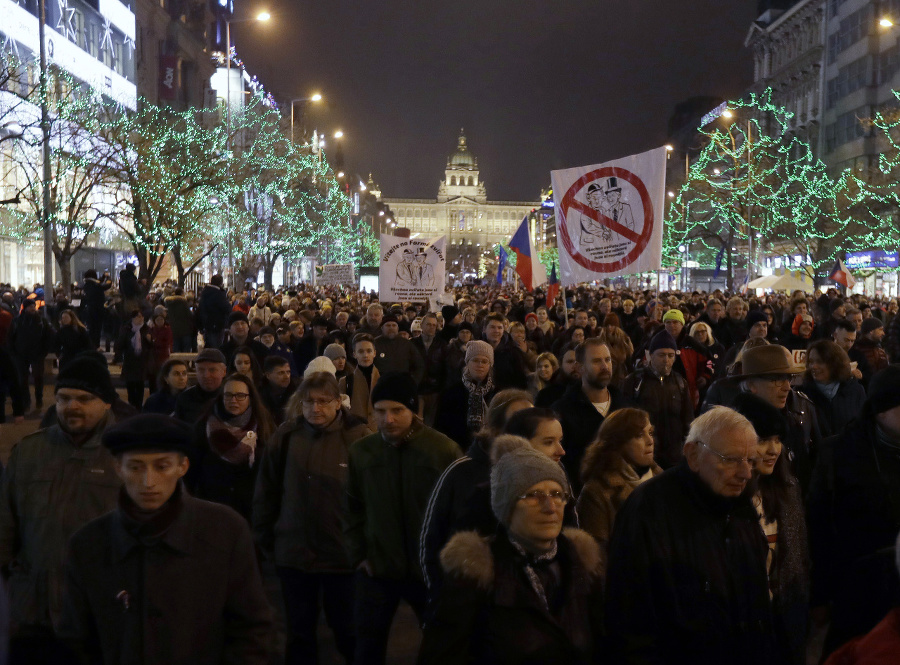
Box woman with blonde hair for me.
[577,407,663,576]
[599,325,634,391]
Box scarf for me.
[206,402,258,466]
[462,370,494,432]
[815,381,840,400]
[508,532,560,612]
[131,321,143,354]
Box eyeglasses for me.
[301,398,337,408]
[517,489,570,507]
[698,442,759,469]
[223,392,250,401]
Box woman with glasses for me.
[731,392,809,665]
[189,373,274,521]
[419,445,603,665]
[576,408,663,577]
[253,372,372,665]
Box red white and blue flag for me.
[829,258,856,289]
[546,262,560,308]
[508,216,547,291]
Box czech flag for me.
[508,216,547,291]
[829,258,856,289]
[546,262,559,308]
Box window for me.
[450,176,456,186]
[827,6,870,64]
[826,56,868,108]
[824,106,868,151]
[467,177,474,186]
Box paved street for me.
[0,368,422,665]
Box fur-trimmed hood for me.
[440,528,601,591]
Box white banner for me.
[318,263,355,285]
[551,146,666,285]
[379,235,445,302]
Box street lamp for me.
[881,17,894,28]
[222,9,270,289]
[289,94,323,143]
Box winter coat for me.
[853,337,889,380]
[295,334,327,375]
[149,323,173,373]
[576,454,663,577]
[490,335,529,391]
[142,389,179,415]
[0,419,120,629]
[418,527,604,665]
[81,276,111,313]
[339,365,380,428]
[163,294,194,338]
[117,323,152,382]
[374,335,425,384]
[173,385,220,425]
[412,336,448,394]
[823,608,900,665]
[551,383,632,490]
[800,377,866,438]
[623,368,694,469]
[604,463,776,665]
[8,312,53,360]
[252,410,371,572]
[55,325,92,368]
[677,336,715,409]
[808,418,900,653]
[57,489,274,665]
[248,304,273,325]
[345,421,462,581]
[434,380,498,452]
[189,409,266,521]
[444,339,467,388]
[197,284,231,333]
[760,479,811,665]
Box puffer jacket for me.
[252,410,371,572]
[418,527,604,665]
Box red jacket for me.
[826,608,900,665]
[151,323,173,364]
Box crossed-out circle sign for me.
[559,166,655,274]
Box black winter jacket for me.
[623,368,694,469]
[551,383,631,490]
[605,464,776,665]
[197,284,231,333]
[799,377,866,438]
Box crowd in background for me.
[0,264,899,664]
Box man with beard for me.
[534,344,581,408]
[0,355,121,649]
[551,338,631,489]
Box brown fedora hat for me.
[734,345,804,378]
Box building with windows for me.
[745,0,825,155]
[382,131,542,279]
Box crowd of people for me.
[0,265,899,664]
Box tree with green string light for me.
[663,89,894,290]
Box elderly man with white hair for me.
[604,406,777,665]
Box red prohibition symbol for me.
[558,166,655,274]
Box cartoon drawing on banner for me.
[577,175,640,263]
[379,234,446,301]
[415,250,435,288]
[551,145,666,284]
[396,249,418,287]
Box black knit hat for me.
[56,353,116,404]
[866,365,900,415]
[458,321,475,334]
[103,413,193,456]
[228,311,249,325]
[442,305,460,321]
[730,392,787,440]
[861,318,884,335]
[370,372,418,412]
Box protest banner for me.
[551,146,666,284]
[379,234,445,301]
[318,264,356,286]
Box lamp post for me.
[289,93,322,144]
[223,10,270,289]
[37,0,53,299]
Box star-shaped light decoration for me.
[100,18,114,56]
[56,0,77,42]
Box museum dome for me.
[448,130,476,168]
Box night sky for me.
[236,0,758,202]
